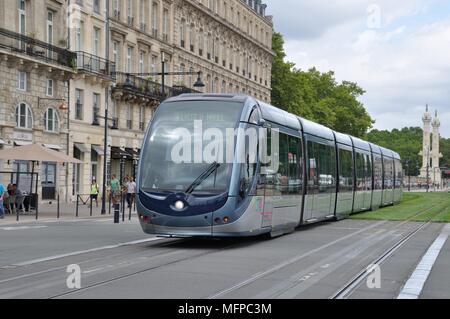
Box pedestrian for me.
[90,179,100,208]
[13,184,24,213]
[7,184,15,215]
[110,174,121,205]
[126,177,137,209]
[0,182,5,219]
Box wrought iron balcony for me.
[76,51,115,79]
[0,27,76,70]
[113,72,200,102]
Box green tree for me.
[366,127,450,175]
[271,32,374,138]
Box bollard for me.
[90,195,93,217]
[76,195,79,218]
[121,192,125,222]
[57,193,60,219]
[129,202,132,221]
[108,192,112,215]
[35,196,38,220]
[114,203,120,223]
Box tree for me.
[271,32,374,138]
[366,127,450,175]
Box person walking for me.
[0,182,5,219]
[126,178,137,209]
[7,184,15,215]
[90,179,100,208]
[13,184,24,214]
[110,174,121,205]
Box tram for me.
[137,94,402,238]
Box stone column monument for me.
[419,105,432,179]
[431,110,443,187]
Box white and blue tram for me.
[137,94,403,238]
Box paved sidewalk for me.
[0,200,137,225]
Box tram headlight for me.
[174,200,185,210]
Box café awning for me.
[0,143,83,163]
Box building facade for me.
[0,0,75,200]
[0,0,274,202]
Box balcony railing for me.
[0,27,76,69]
[76,51,115,79]
[113,72,200,102]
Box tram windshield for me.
[140,100,244,195]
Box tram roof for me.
[333,131,352,146]
[350,136,371,152]
[258,101,301,131]
[380,146,395,158]
[297,117,335,141]
[169,93,250,103]
[369,143,382,155]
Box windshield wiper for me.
[185,162,221,194]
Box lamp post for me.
[426,149,430,193]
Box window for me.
[373,155,383,190]
[75,89,84,120]
[112,41,119,68]
[15,103,33,129]
[75,22,83,51]
[355,152,372,191]
[93,0,100,14]
[151,55,157,74]
[162,9,169,41]
[47,11,54,58]
[395,159,403,189]
[46,78,54,96]
[126,46,133,72]
[19,0,26,37]
[139,51,145,73]
[180,22,185,48]
[44,108,59,132]
[127,0,133,25]
[189,25,194,52]
[151,2,158,36]
[93,93,100,125]
[126,104,132,129]
[307,140,336,193]
[338,148,353,192]
[139,106,145,131]
[18,71,27,91]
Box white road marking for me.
[11,237,164,267]
[0,226,48,231]
[397,223,450,299]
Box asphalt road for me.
[0,218,449,299]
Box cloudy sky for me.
[264,0,450,137]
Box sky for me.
[264,0,450,138]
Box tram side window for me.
[318,143,336,193]
[383,157,394,189]
[373,155,383,190]
[239,129,258,197]
[394,159,403,189]
[308,141,336,193]
[307,141,318,189]
[288,136,303,194]
[364,153,373,191]
[274,133,289,194]
[338,148,353,192]
[355,152,365,191]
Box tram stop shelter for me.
[0,143,83,219]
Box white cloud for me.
[265,0,450,137]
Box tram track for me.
[330,199,450,299]
[46,237,262,299]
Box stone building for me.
[0,0,75,201]
[0,0,274,202]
